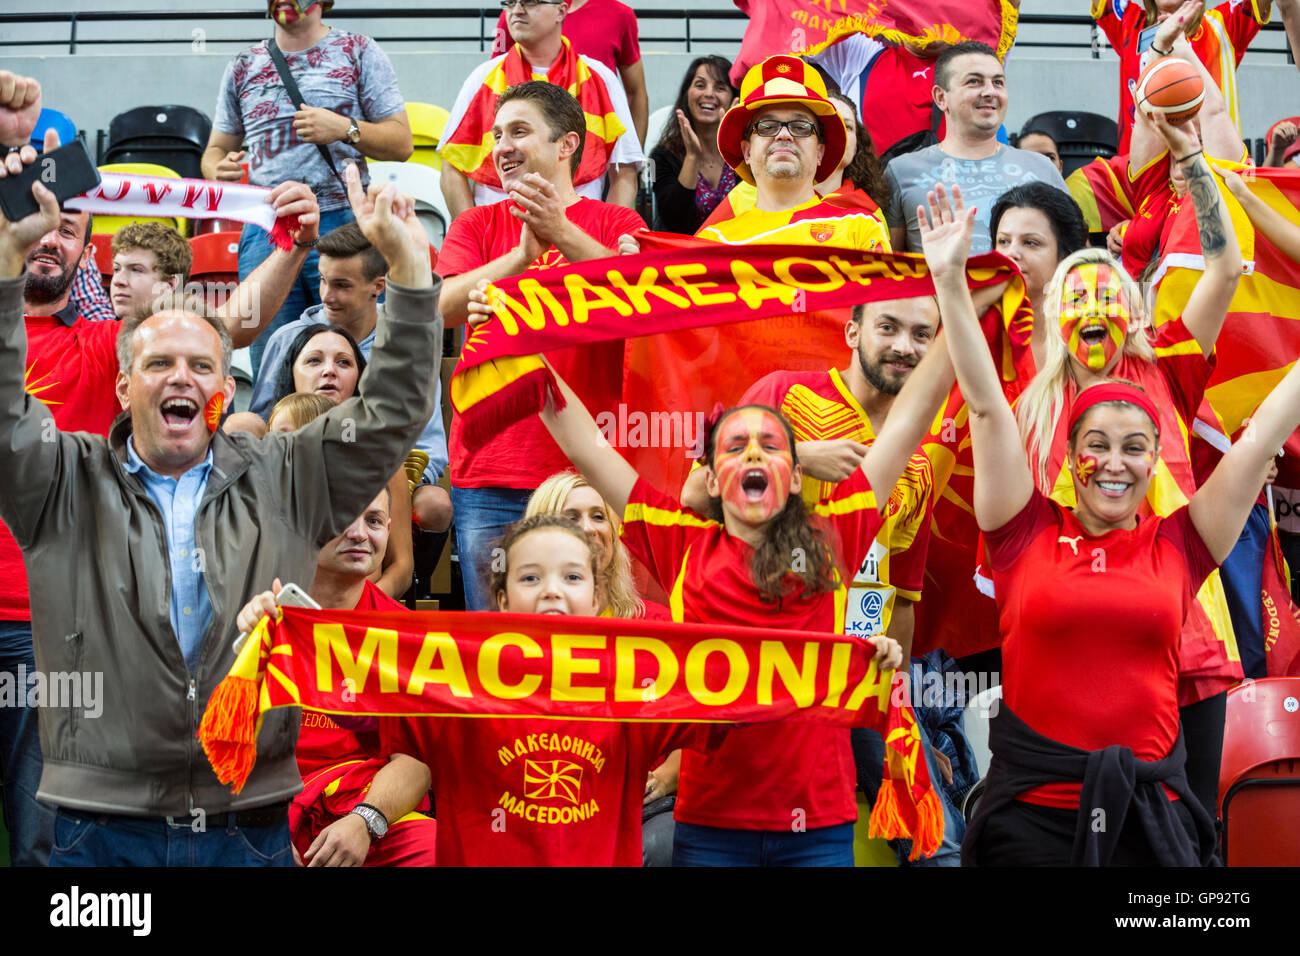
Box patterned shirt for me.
[71,258,115,322]
[213,30,406,211]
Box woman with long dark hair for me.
[650,56,739,234]
[271,323,367,409]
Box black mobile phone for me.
[0,138,101,224]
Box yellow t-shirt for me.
[698,195,891,251]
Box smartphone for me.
[1138,23,1159,54]
[276,583,321,610]
[0,138,101,223]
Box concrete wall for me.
[1,2,1295,146]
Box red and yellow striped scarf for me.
[441,37,625,190]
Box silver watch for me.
[347,118,361,145]
[350,802,388,840]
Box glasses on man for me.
[500,0,563,9]
[746,118,819,139]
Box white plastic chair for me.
[367,161,451,249]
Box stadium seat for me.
[1017,111,1118,179]
[406,102,450,170]
[31,107,77,152]
[89,234,115,290]
[104,105,211,181]
[645,104,674,153]
[367,161,451,249]
[191,218,248,238]
[189,231,240,286]
[94,162,185,237]
[1218,677,1300,866]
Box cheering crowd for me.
[1,0,1299,868]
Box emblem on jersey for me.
[810,224,833,243]
[859,589,885,619]
[523,759,583,804]
[1058,535,1083,555]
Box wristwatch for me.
[350,802,388,841]
[346,119,361,145]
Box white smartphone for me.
[275,582,321,610]
[233,582,321,652]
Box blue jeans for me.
[0,621,55,865]
[851,720,963,866]
[48,808,294,867]
[449,485,533,611]
[237,206,355,379]
[672,820,855,867]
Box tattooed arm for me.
[1151,111,1242,358]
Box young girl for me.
[926,182,1300,865]
[527,314,951,865]
[379,514,720,866]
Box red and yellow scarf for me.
[200,606,945,857]
[440,37,625,190]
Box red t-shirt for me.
[437,198,645,488]
[619,473,881,830]
[1095,0,1262,154]
[491,0,641,73]
[985,490,1218,809]
[379,714,704,865]
[861,46,945,157]
[1121,149,1176,276]
[0,313,121,621]
[295,581,408,778]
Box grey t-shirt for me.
[884,144,1069,254]
[213,30,406,211]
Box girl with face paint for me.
[532,299,958,865]
[928,181,1300,866]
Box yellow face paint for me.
[1059,263,1129,372]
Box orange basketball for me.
[1135,57,1205,124]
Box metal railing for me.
[0,8,1291,61]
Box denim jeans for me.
[851,720,963,866]
[449,485,533,611]
[0,620,55,865]
[671,820,855,867]
[48,808,294,867]
[237,206,355,379]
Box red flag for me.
[731,0,1018,85]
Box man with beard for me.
[0,71,319,865]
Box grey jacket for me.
[0,275,442,816]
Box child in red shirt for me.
[380,515,713,866]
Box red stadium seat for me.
[189,231,240,283]
[89,234,114,287]
[190,218,247,237]
[1218,677,1300,866]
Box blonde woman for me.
[524,471,645,620]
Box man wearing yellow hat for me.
[696,54,889,250]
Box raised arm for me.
[1157,108,1242,357]
[1191,360,1300,561]
[0,81,74,545]
[916,185,1034,532]
[538,365,639,518]
[1217,163,1300,262]
[287,165,441,543]
[214,181,319,347]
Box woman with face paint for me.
[927,182,1300,866]
[529,305,957,866]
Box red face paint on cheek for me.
[204,393,224,433]
[1075,454,1098,487]
[1144,450,1155,478]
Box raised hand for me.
[507,172,568,246]
[1152,108,1200,158]
[234,579,282,636]
[1154,0,1202,50]
[676,109,704,160]
[917,183,975,282]
[343,162,430,288]
[0,125,59,278]
[268,180,321,246]
[0,71,41,149]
